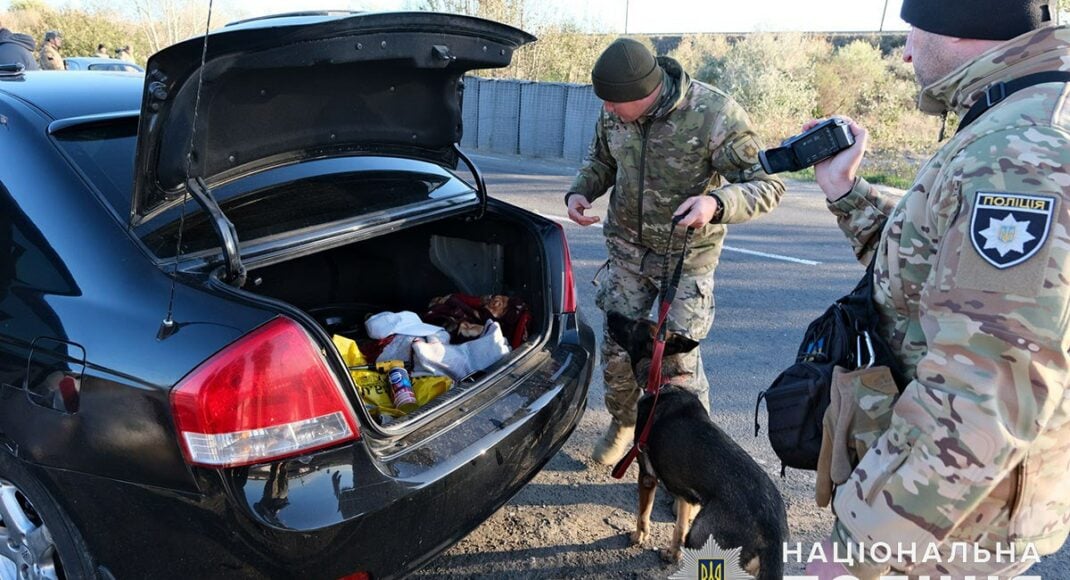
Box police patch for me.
[970,192,1056,269]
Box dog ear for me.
[664,332,700,356]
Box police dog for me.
[607,311,788,578]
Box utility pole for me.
[624,0,630,34]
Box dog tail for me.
[756,509,789,580]
[756,539,784,580]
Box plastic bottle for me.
[380,360,418,413]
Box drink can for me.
[387,367,418,412]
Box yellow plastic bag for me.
[332,335,453,417]
[351,370,393,410]
[352,373,453,417]
[332,335,368,367]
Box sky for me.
[1,0,910,34]
[226,0,909,33]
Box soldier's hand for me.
[566,194,600,226]
[672,196,720,228]
[804,117,868,202]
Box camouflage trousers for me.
[595,237,716,427]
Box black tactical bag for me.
[755,260,905,472]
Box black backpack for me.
[755,260,905,473]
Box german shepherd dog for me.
[607,311,788,579]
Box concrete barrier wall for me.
[563,85,602,162]
[519,83,567,158]
[463,77,601,163]
[476,79,522,154]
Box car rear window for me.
[53,123,137,219]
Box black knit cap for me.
[901,0,1054,41]
[591,38,662,103]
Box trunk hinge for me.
[186,177,247,287]
[455,144,488,220]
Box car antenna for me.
[158,0,215,341]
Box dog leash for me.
[612,218,693,479]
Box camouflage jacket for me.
[829,26,1070,569]
[568,57,784,271]
[38,44,61,70]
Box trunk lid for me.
[131,11,533,227]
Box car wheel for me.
[0,451,95,580]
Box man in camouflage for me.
[565,38,784,464]
[37,30,63,71]
[807,0,1070,577]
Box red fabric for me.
[510,311,531,349]
[424,293,531,347]
[357,336,394,363]
[455,294,482,308]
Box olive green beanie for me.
[591,38,662,103]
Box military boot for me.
[592,421,635,465]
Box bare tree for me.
[127,0,205,54]
[112,0,236,55]
[407,0,527,29]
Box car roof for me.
[0,71,142,120]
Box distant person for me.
[0,19,39,71]
[37,30,63,71]
[94,43,109,59]
[116,45,134,63]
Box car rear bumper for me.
[38,313,593,579]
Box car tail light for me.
[171,317,359,468]
[554,222,577,314]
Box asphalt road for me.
[415,152,1070,579]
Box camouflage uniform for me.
[828,26,1070,577]
[570,56,784,426]
[37,43,61,71]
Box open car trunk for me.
[244,210,548,428]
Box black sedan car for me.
[0,11,593,579]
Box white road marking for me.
[540,213,822,266]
